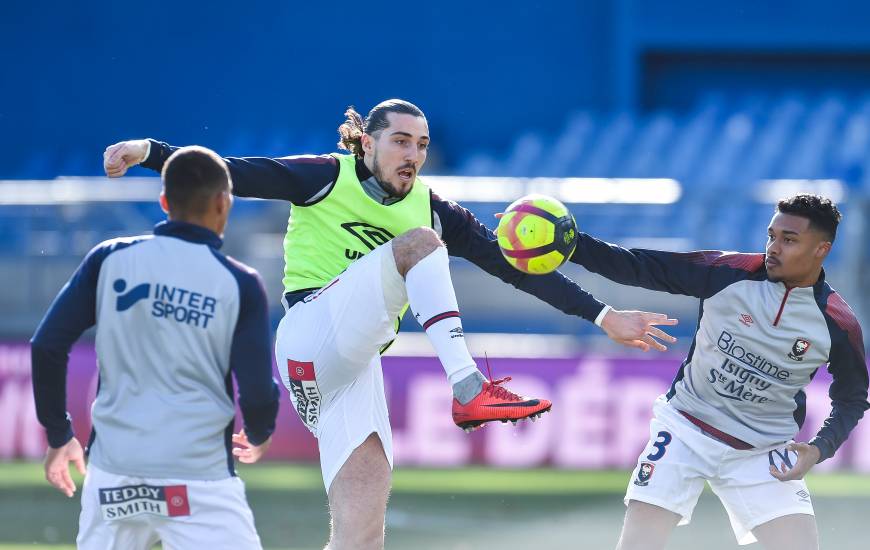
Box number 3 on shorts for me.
[646,431,672,461]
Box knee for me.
[327,435,391,549]
[332,521,384,550]
[392,227,443,276]
[330,495,387,550]
[400,227,442,250]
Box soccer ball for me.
[496,194,577,275]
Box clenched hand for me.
[103,139,150,178]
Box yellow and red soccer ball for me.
[496,194,577,275]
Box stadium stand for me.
[2,92,869,341]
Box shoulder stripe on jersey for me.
[826,292,866,362]
[690,251,765,272]
[711,252,765,271]
[216,251,258,277]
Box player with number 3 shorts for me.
[572,195,868,550]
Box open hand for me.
[600,309,678,352]
[44,438,87,498]
[232,430,272,464]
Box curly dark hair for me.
[776,194,842,242]
[337,99,426,158]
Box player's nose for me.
[403,149,420,164]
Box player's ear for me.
[159,191,170,215]
[361,133,374,156]
[814,240,832,260]
[216,190,232,216]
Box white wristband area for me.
[594,305,612,327]
[141,139,151,164]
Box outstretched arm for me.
[435,195,677,352]
[571,232,765,299]
[103,139,337,204]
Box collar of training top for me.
[153,220,223,249]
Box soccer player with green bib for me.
[104,99,677,550]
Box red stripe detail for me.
[679,411,754,450]
[683,251,765,272]
[423,310,460,330]
[501,244,556,259]
[509,204,559,223]
[773,287,793,327]
[319,278,340,295]
[826,292,866,362]
[504,212,529,272]
[712,252,765,272]
[505,211,526,251]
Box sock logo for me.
[114,279,151,312]
[449,327,464,339]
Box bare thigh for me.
[615,500,681,550]
[752,513,818,550]
[325,433,392,550]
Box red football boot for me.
[452,376,552,432]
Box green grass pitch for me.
[1,462,869,549]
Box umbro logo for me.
[342,222,395,262]
[341,222,395,250]
[739,314,754,327]
[449,327,464,339]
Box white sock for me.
[405,246,481,386]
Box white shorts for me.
[77,464,261,550]
[625,396,815,545]
[275,242,408,491]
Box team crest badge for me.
[633,462,655,486]
[788,338,811,361]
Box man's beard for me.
[371,152,410,198]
